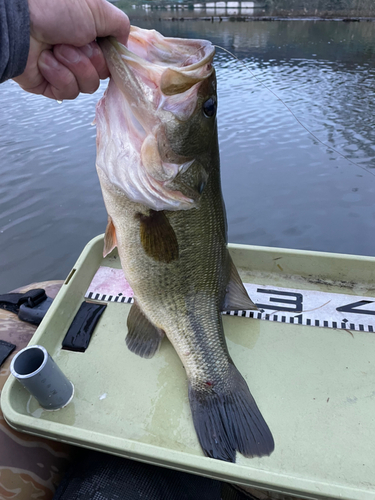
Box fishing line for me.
[214,45,375,178]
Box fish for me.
[95,26,274,462]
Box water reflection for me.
[0,19,375,292]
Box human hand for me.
[13,0,130,100]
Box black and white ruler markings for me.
[85,267,375,332]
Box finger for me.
[38,49,80,100]
[13,38,51,94]
[78,42,109,80]
[54,44,101,94]
[91,0,130,46]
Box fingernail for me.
[80,43,94,59]
[40,51,60,69]
[59,45,81,64]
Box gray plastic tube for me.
[10,345,74,410]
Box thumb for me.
[91,0,130,46]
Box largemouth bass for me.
[95,26,274,462]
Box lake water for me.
[1,15,375,292]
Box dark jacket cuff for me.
[0,0,30,83]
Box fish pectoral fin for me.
[137,210,179,263]
[222,259,258,311]
[103,216,117,258]
[188,364,274,462]
[126,301,165,359]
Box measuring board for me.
[85,266,375,333]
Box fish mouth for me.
[96,28,216,211]
[100,27,214,97]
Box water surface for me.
[1,19,374,292]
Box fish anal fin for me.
[103,216,117,257]
[137,210,179,263]
[126,301,164,359]
[188,364,274,462]
[222,259,258,312]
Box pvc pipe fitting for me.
[10,345,74,410]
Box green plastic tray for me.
[2,235,375,499]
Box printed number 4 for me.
[337,300,375,316]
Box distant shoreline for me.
[157,16,375,22]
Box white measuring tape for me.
[85,267,375,333]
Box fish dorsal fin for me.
[137,210,179,263]
[103,216,117,257]
[222,259,258,312]
[126,301,165,359]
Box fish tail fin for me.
[188,364,274,462]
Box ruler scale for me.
[85,267,375,333]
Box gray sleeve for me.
[0,0,30,83]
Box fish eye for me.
[202,97,217,118]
